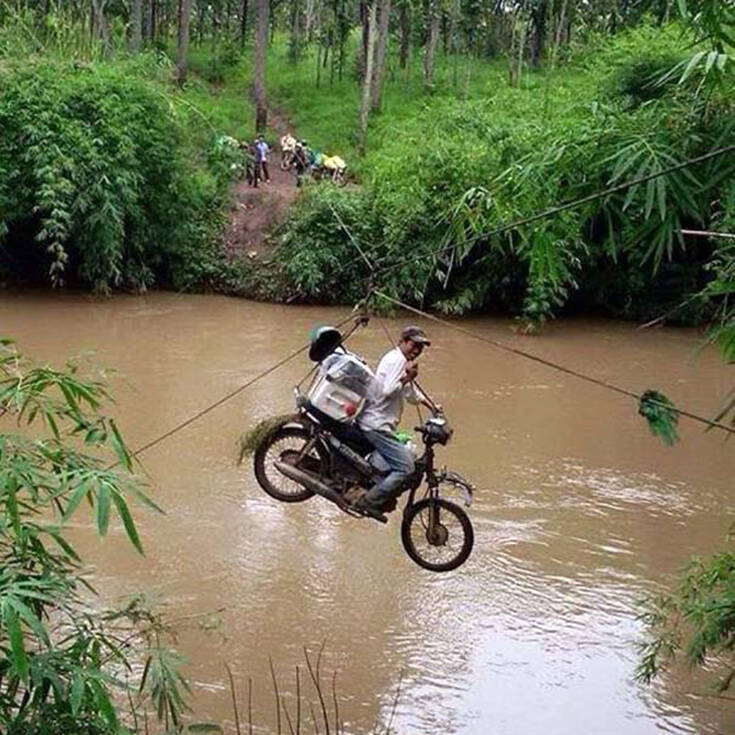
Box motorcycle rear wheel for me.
[254,426,323,503]
[401,498,474,572]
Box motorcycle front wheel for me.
[401,498,474,572]
[253,426,322,503]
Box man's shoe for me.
[353,493,388,522]
[357,503,388,523]
[381,496,397,513]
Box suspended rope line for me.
[329,202,375,273]
[129,312,357,460]
[372,289,735,436]
[122,145,735,462]
[369,144,735,280]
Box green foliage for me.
[0,46,242,293]
[267,23,735,325]
[605,53,683,107]
[0,340,215,733]
[0,340,152,730]
[638,389,680,445]
[637,550,735,691]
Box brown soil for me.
[222,107,300,261]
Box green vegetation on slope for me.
[1,7,733,331]
[264,22,735,325]
[0,17,253,293]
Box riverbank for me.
[1,21,733,330]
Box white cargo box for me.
[307,352,374,423]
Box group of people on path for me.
[240,131,347,189]
[242,134,271,188]
[280,133,347,186]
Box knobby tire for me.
[253,426,320,503]
[401,497,474,572]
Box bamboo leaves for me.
[0,340,163,730]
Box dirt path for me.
[222,108,300,261]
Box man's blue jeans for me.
[361,429,415,501]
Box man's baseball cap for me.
[401,325,431,346]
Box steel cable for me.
[372,289,735,436]
[128,312,357,460]
[125,143,735,461]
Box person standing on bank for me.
[357,326,438,515]
[255,134,270,184]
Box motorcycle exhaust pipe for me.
[274,461,343,506]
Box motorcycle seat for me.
[303,402,374,456]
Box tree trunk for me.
[529,0,547,69]
[360,0,369,78]
[149,0,156,43]
[142,0,151,41]
[304,0,315,40]
[370,0,391,112]
[358,1,377,155]
[423,0,440,90]
[551,0,569,66]
[91,0,111,52]
[509,16,527,87]
[254,0,269,132]
[398,1,409,69]
[177,0,192,86]
[450,0,459,87]
[239,0,249,48]
[131,0,143,51]
[289,0,302,61]
[316,36,322,87]
[441,9,449,55]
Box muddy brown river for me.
[3,291,734,734]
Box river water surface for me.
[3,291,734,734]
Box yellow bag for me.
[322,155,346,171]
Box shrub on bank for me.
[271,24,735,324]
[0,59,230,292]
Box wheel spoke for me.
[260,433,320,499]
[402,498,473,571]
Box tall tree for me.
[289,0,303,61]
[370,0,391,111]
[131,0,143,51]
[423,0,440,89]
[398,0,410,69]
[530,0,548,68]
[358,0,377,154]
[254,0,269,131]
[239,0,249,49]
[91,0,111,51]
[177,0,192,86]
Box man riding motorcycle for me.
[356,326,438,514]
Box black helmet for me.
[308,326,342,362]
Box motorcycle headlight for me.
[426,418,452,445]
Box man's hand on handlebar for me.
[402,361,419,383]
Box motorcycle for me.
[252,327,475,573]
